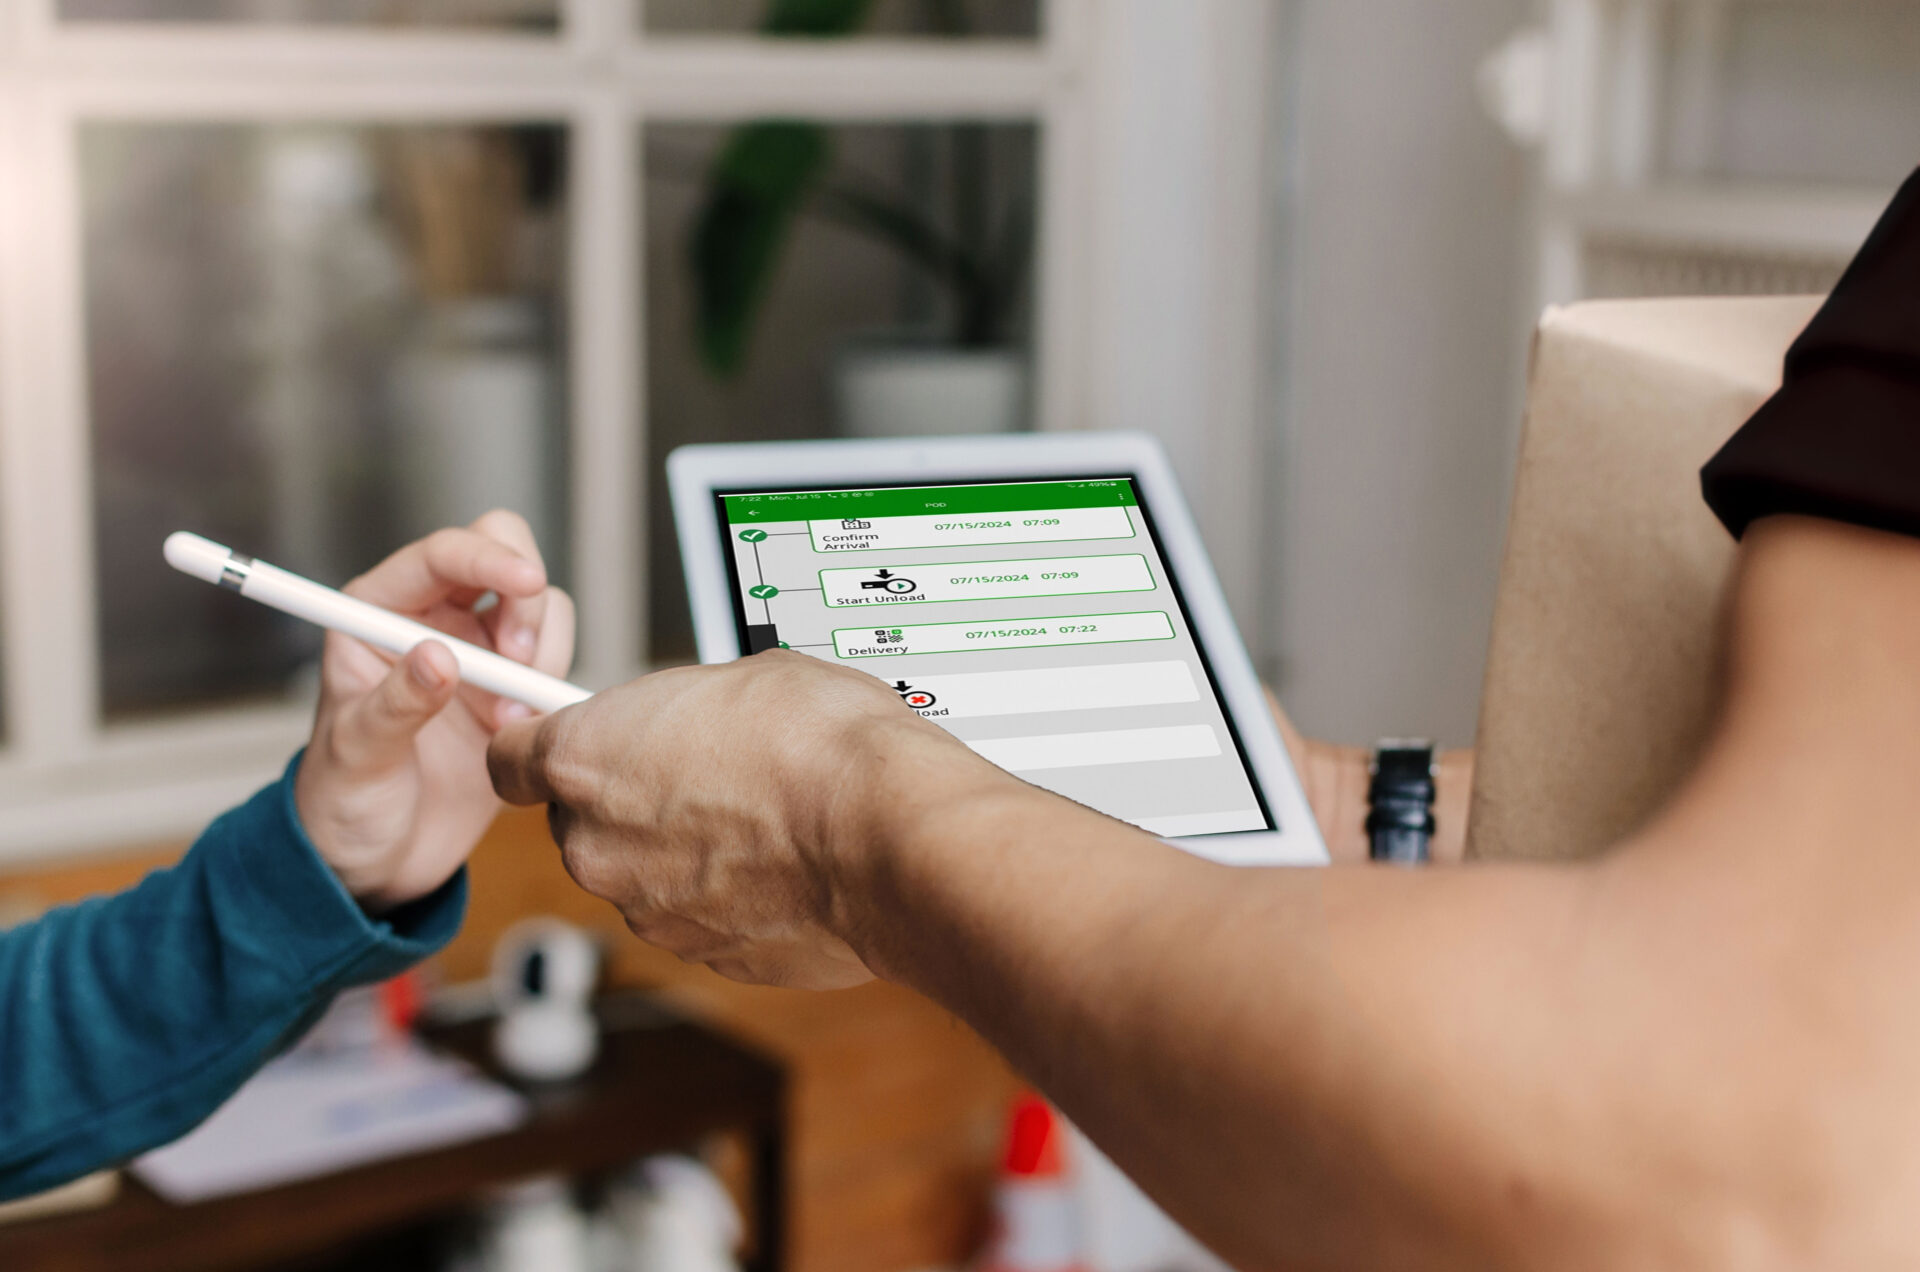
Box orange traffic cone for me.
[980,1094,1089,1272]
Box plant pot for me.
[390,296,560,558]
[833,342,1028,438]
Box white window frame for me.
[0,0,1282,864]
[1529,0,1895,310]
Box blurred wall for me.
[1701,2,1920,186]
[1270,0,1530,748]
[1078,0,1285,651]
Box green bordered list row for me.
[724,478,1138,524]
[834,610,1176,658]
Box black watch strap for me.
[1367,740,1435,864]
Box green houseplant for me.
[689,0,1035,433]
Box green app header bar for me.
[723,478,1138,523]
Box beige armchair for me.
[1466,295,1824,863]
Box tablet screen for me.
[715,476,1274,838]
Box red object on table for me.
[983,1093,1087,1272]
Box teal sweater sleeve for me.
[0,753,467,1201]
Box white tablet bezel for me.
[667,432,1328,867]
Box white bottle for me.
[491,918,601,1083]
[606,1155,743,1272]
[479,1176,593,1272]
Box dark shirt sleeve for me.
[0,753,466,1201]
[1702,167,1920,539]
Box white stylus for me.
[164,531,592,714]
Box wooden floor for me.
[0,805,1024,1272]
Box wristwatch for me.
[1367,740,1435,864]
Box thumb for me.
[328,641,460,775]
[486,714,555,806]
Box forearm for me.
[839,761,1596,1270]
[841,518,1920,1271]
[0,757,464,1199]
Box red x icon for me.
[905,692,936,709]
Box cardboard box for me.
[1466,296,1822,862]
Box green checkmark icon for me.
[738,528,768,543]
[749,584,779,599]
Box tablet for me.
[668,433,1327,866]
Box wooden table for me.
[0,997,788,1272]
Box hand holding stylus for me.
[168,513,582,910]
[165,529,590,714]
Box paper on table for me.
[0,1171,120,1226]
[134,1041,528,1204]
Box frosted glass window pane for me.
[59,0,558,30]
[643,120,1039,660]
[1658,2,1920,185]
[642,0,1039,39]
[82,123,569,720]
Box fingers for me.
[531,587,575,677]
[468,507,544,568]
[328,641,460,775]
[467,510,549,665]
[488,713,556,806]
[493,586,578,728]
[347,519,546,618]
